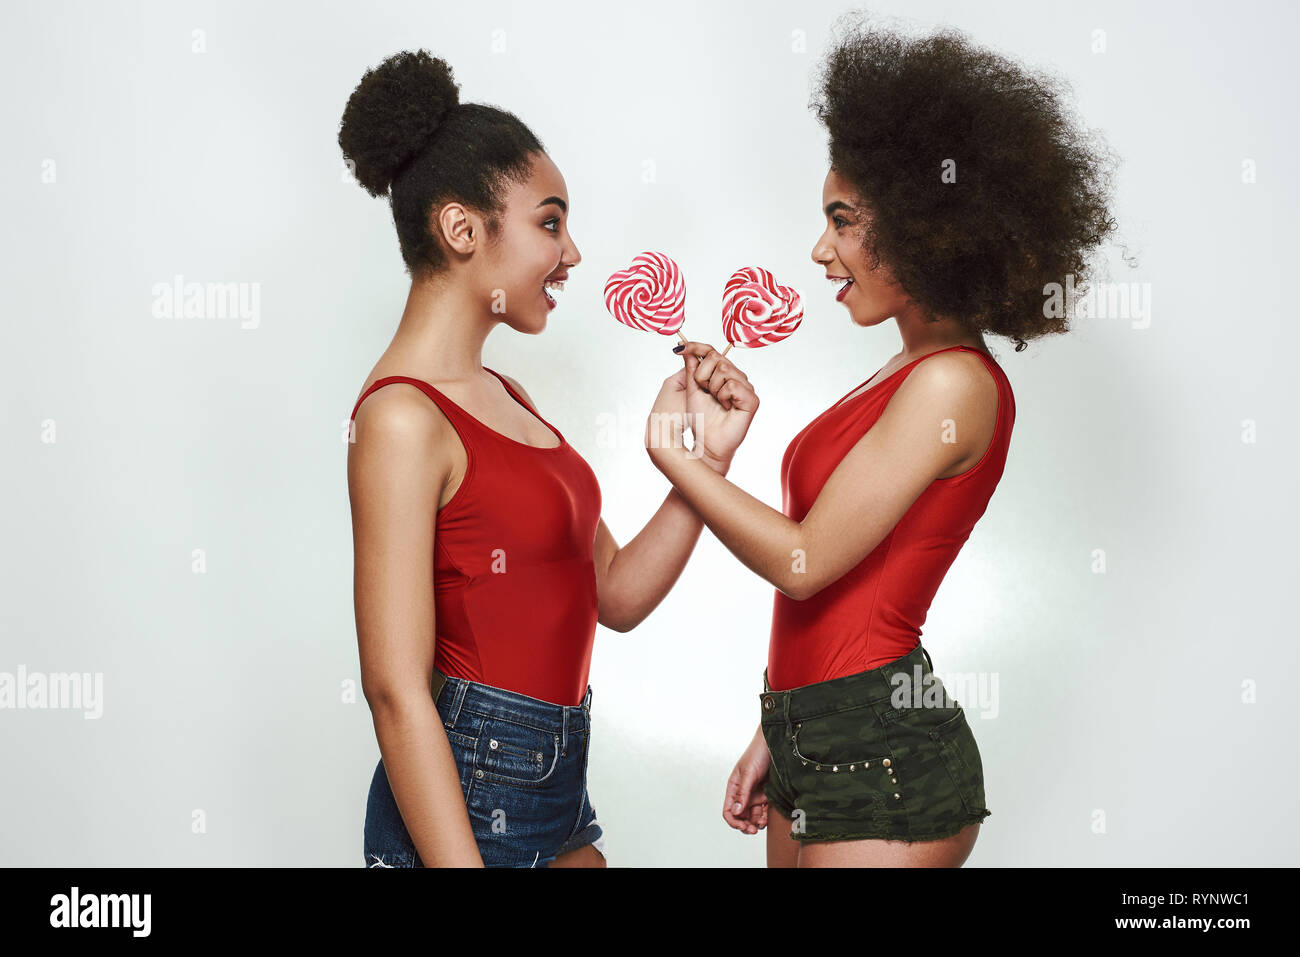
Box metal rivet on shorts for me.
[891,777,898,785]
[489,739,498,749]
[863,761,870,769]
[894,793,901,800]
[801,760,808,766]
[815,764,822,771]
[832,765,839,772]
[762,696,774,711]
[883,758,891,768]
[475,769,484,779]
[849,765,856,771]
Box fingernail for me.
[672,343,684,353]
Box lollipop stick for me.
[720,342,732,357]
[676,330,689,346]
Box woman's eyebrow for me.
[824,200,853,216]
[537,196,568,214]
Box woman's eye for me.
[543,218,560,232]
[833,216,848,229]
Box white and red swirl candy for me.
[720,266,803,354]
[604,251,687,341]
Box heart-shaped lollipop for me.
[719,266,803,355]
[604,251,688,344]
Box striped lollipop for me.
[604,251,688,344]
[719,266,804,355]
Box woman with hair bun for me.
[651,15,1118,866]
[342,50,757,867]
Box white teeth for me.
[544,280,565,292]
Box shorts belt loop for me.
[561,706,569,756]
[445,679,467,728]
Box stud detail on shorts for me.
[894,793,901,800]
[849,765,856,771]
[762,696,774,711]
[832,765,839,772]
[883,758,891,768]
[489,740,499,750]
[475,769,484,779]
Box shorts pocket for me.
[788,707,894,773]
[476,717,560,788]
[929,710,987,817]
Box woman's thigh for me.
[549,843,606,867]
[766,805,801,868]
[797,821,980,867]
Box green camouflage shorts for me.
[759,643,992,843]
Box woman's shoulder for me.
[350,375,461,459]
[888,349,1004,454]
[900,347,1001,399]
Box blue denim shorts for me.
[363,670,604,868]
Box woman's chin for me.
[847,307,890,328]
[500,313,549,335]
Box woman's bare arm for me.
[647,351,996,600]
[349,384,482,867]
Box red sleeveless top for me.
[349,368,602,706]
[767,345,1015,690]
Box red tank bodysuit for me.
[767,345,1015,690]
[349,368,602,706]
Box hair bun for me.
[338,49,461,198]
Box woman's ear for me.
[434,202,477,256]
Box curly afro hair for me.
[338,49,546,277]
[811,14,1119,351]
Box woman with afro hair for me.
[343,50,759,867]
[649,14,1117,866]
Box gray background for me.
[1,0,1294,866]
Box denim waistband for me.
[433,668,593,737]
[760,643,934,722]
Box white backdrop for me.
[2,0,1296,866]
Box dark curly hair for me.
[338,49,546,277]
[811,14,1119,351]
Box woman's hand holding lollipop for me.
[646,342,758,474]
[678,342,759,471]
[639,261,803,471]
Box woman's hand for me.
[678,341,759,470]
[645,364,690,463]
[723,725,773,835]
